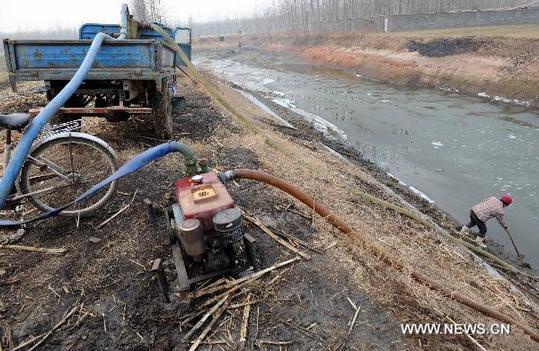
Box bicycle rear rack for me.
[34,119,84,140]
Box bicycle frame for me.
[4,130,12,169]
[3,118,82,176]
[2,128,58,206]
[1,128,117,207]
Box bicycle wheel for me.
[19,133,118,217]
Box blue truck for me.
[3,17,192,138]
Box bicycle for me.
[0,112,118,219]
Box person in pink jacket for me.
[459,195,512,247]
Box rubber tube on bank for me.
[220,169,539,343]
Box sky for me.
[0,0,273,32]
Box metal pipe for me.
[0,4,130,208]
[220,169,539,343]
[119,3,129,39]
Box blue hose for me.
[0,141,198,228]
[0,4,130,208]
[0,33,113,208]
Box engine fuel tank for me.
[175,172,235,230]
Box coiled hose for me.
[220,169,539,342]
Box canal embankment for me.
[196,25,539,107]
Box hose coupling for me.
[219,170,237,183]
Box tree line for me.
[191,0,534,36]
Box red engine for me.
[170,172,257,291]
[175,172,235,230]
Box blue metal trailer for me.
[3,18,192,139]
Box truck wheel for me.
[152,80,173,139]
[47,83,83,125]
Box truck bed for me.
[3,39,176,82]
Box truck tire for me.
[152,79,173,139]
[47,82,83,125]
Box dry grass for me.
[256,28,539,54]
[195,24,539,105]
[200,73,538,349]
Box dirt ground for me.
[0,70,538,351]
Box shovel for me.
[503,227,531,268]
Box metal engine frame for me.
[167,203,258,294]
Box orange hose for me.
[223,169,539,343]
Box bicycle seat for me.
[0,113,32,130]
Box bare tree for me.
[130,0,148,22]
[129,0,167,24]
[190,0,534,36]
[146,0,167,24]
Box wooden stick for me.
[97,189,138,229]
[199,282,253,311]
[283,321,323,342]
[244,215,310,259]
[253,306,260,350]
[238,293,252,350]
[257,340,293,346]
[26,305,80,351]
[0,244,67,255]
[10,333,45,351]
[6,328,13,349]
[189,301,230,351]
[274,228,324,254]
[446,316,486,351]
[277,204,310,219]
[324,241,338,251]
[346,297,357,311]
[228,301,258,309]
[340,304,361,350]
[189,340,227,345]
[184,294,230,341]
[192,257,300,298]
[346,306,361,338]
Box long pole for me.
[504,227,522,258]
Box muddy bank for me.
[196,30,539,107]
